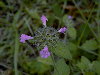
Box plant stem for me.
[14,30,19,75]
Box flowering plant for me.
[19,14,99,75]
[20,15,68,58]
[1,0,100,75]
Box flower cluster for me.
[20,15,67,58]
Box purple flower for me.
[20,34,33,43]
[58,27,67,33]
[40,46,50,58]
[68,15,73,19]
[41,15,48,27]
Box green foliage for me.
[77,56,92,72]
[37,56,53,65]
[30,61,50,74]
[80,39,98,51]
[67,27,77,40]
[66,42,78,57]
[53,59,70,75]
[93,61,100,75]
[51,42,72,60]
[20,56,51,75]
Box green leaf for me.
[31,61,51,74]
[66,42,78,57]
[93,61,100,75]
[68,27,77,40]
[77,56,91,71]
[52,42,72,60]
[81,39,98,51]
[53,59,70,75]
[37,56,53,65]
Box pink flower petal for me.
[41,15,48,27]
[68,15,73,19]
[58,27,67,33]
[20,34,33,43]
[40,46,50,58]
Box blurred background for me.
[0,0,100,75]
